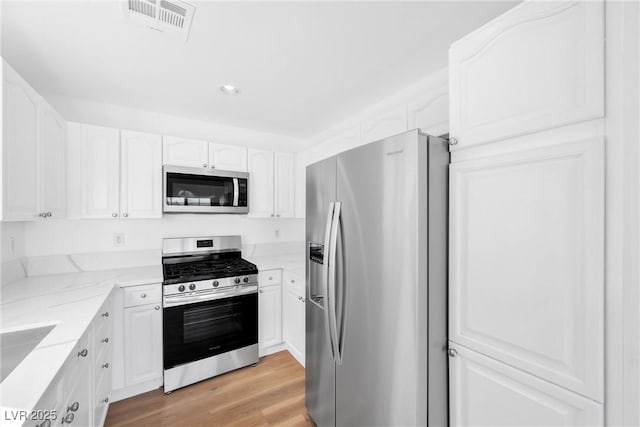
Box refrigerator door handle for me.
[328,201,342,365]
[322,202,337,360]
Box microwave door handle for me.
[322,202,337,360]
[233,178,239,206]
[328,202,342,365]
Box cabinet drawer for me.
[258,269,282,287]
[123,284,161,308]
[283,270,304,295]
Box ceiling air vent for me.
[122,0,195,41]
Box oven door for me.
[163,292,258,369]
[163,165,249,214]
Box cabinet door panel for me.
[274,152,295,218]
[3,66,39,220]
[450,138,604,401]
[210,143,247,172]
[294,152,306,218]
[163,136,209,168]
[259,285,282,351]
[449,0,604,148]
[120,130,162,219]
[39,108,66,219]
[248,149,274,217]
[72,124,120,219]
[449,343,603,427]
[124,304,162,386]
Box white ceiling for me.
[1,1,516,138]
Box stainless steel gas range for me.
[161,236,259,393]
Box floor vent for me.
[123,0,195,41]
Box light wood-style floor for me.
[105,351,314,427]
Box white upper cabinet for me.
[68,123,162,220]
[68,123,120,219]
[360,105,408,144]
[248,149,274,217]
[274,152,295,218]
[449,0,604,148]
[248,149,296,218]
[2,61,39,221]
[449,343,603,427]
[120,130,162,219]
[38,108,66,219]
[209,143,248,172]
[162,136,209,168]
[449,138,604,401]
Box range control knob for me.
[189,283,196,291]
[234,277,241,284]
[178,285,185,292]
[243,277,249,283]
[213,280,219,288]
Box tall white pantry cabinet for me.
[448,1,606,426]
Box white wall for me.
[1,221,25,261]
[45,94,305,153]
[302,67,448,165]
[24,216,303,257]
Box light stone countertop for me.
[247,253,306,279]
[0,265,162,424]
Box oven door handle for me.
[163,285,258,308]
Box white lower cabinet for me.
[449,343,603,427]
[282,271,305,366]
[258,269,283,354]
[111,283,163,401]
[123,304,163,385]
[32,296,113,427]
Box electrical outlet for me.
[113,233,125,247]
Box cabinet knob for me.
[47,211,52,217]
[62,412,74,424]
[67,402,79,412]
[259,290,264,293]
[123,213,129,218]
[155,305,160,310]
[210,165,216,169]
[38,419,51,427]
[448,137,458,146]
[112,213,118,218]
[102,362,110,369]
[39,212,46,218]
[276,214,280,217]
[102,311,109,317]
[291,279,295,283]
[269,277,273,280]
[102,337,109,343]
[77,348,88,358]
[203,163,208,168]
[270,213,274,217]
[141,293,147,298]
[103,397,109,404]
[448,348,458,358]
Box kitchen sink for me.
[0,324,56,382]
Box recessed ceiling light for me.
[220,85,239,95]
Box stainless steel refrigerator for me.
[305,130,449,427]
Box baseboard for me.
[286,343,305,367]
[259,342,286,357]
[111,378,163,402]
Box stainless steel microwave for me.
[163,165,249,214]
